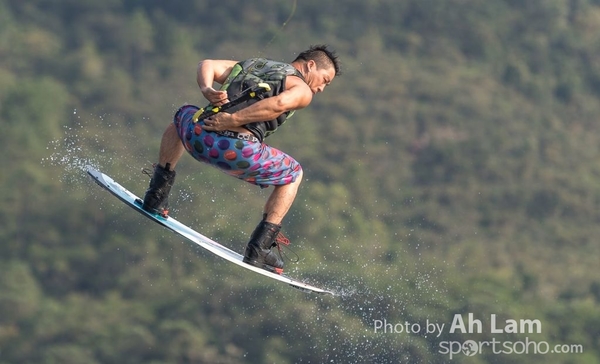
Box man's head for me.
[293,45,340,94]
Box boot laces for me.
[275,232,290,246]
[141,163,157,177]
[274,232,299,263]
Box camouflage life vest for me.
[220,58,305,141]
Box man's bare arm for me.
[196,59,238,106]
[202,77,312,131]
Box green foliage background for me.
[1,0,599,363]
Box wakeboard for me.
[87,167,335,295]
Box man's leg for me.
[263,169,303,224]
[158,123,185,169]
[243,170,303,274]
[142,123,184,215]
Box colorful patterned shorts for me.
[173,105,302,188]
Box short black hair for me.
[293,45,341,76]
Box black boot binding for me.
[141,163,176,217]
[243,219,290,274]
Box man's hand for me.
[202,112,236,131]
[201,87,229,106]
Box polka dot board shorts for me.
[173,105,302,188]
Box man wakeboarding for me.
[142,45,341,274]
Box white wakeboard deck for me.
[87,168,334,295]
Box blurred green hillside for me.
[1,0,599,363]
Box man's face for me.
[306,60,335,94]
